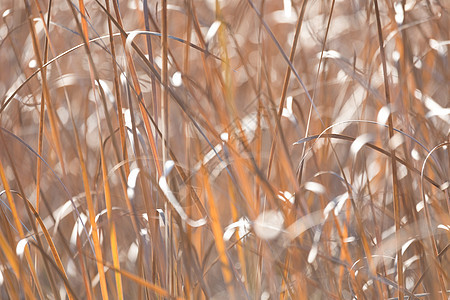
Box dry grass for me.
[0,0,449,299]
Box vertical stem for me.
[161,0,172,294]
[373,0,403,298]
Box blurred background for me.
[0,0,448,299]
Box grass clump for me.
[0,0,448,299]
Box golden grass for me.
[0,0,449,299]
